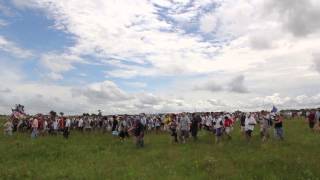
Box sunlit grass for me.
[0,117,319,179]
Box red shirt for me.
[308,113,315,122]
[59,118,65,129]
[224,118,233,127]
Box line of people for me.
[3,109,320,147]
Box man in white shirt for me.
[63,118,71,139]
[205,114,213,131]
[214,115,223,144]
[78,118,84,131]
[245,113,257,142]
[140,114,147,128]
[51,119,58,135]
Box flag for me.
[271,105,278,113]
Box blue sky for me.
[0,0,320,114]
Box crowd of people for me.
[2,105,320,147]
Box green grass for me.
[0,117,319,180]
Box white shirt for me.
[214,117,223,129]
[140,116,147,126]
[53,121,58,130]
[205,115,212,127]
[245,116,256,131]
[44,121,48,129]
[78,119,83,127]
[65,119,71,128]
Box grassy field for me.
[0,117,319,180]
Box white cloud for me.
[74,80,132,104]
[2,0,320,114]
[265,0,320,37]
[124,82,147,89]
[228,75,249,93]
[200,13,218,33]
[0,36,33,58]
[251,93,320,110]
[313,53,320,74]
[46,72,63,81]
[40,53,86,80]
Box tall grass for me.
[0,117,319,180]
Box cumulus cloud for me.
[249,34,274,50]
[313,53,320,73]
[193,81,223,92]
[10,0,223,78]
[0,36,33,58]
[199,13,218,33]
[137,93,162,106]
[1,0,320,114]
[124,82,147,89]
[266,0,320,37]
[45,72,64,81]
[228,75,249,93]
[74,81,132,104]
[40,53,86,80]
[207,99,226,107]
[251,93,320,110]
[0,88,11,93]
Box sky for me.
[0,0,320,115]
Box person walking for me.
[224,116,233,140]
[178,113,191,144]
[261,112,272,142]
[63,117,71,139]
[31,117,39,139]
[133,119,144,148]
[244,113,256,142]
[190,113,201,141]
[274,113,284,140]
